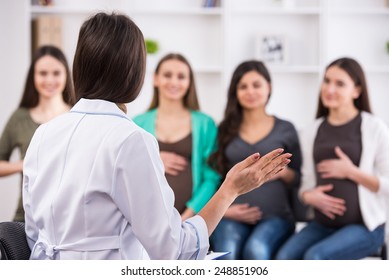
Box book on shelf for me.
[202,0,221,8]
[32,16,63,53]
[31,0,54,6]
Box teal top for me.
[133,109,220,213]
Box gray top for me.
[313,113,363,228]
[226,117,302,221]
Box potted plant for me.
[386,40,389,55]
[144,39,159,70]
[145,39,159,55]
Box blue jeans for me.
[210,216,295,260]
[276,221,385,260]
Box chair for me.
[0,221,31,260]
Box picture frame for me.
[255,34,288,64]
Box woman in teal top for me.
[133,53,220,220]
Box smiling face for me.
[154,59,191,104]
[320,65,360,112]
[236,70,271,111]
[34,55,67,101]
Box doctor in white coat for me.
[22,12,291,260]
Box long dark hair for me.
[209,60,271,176]
[148,53,199,110]
[73,12,146,104]
[19,45,75,108]
[316,57,372,118]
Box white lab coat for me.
[23,98,209,260]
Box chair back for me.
[0,222,31,260]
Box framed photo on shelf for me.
[255,34,288,64]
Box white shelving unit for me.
[226,0,323,127]
[126,1,226,119]
[27,0,226,120]
[325,0,389,126]
[23,0,389,127]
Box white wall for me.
[0,1,30,221]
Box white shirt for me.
[299,112,389,231]
[23,98,209,260]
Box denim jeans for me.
[275,221,385,260]
[210,216,295,260]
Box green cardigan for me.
[133,109,220,213]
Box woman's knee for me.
[275,247,294,260]
[243,242,271,260]
[275,240,304,260]
[303,248,325,260]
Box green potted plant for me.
[144,39,159,70]
[145,39,159,55]
[386,40,389,55]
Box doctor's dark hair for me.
[19,45,75,108]
[209,60,272,176]
[73,12,146,103]
[316,57,372,118]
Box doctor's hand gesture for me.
[224,148,291,196]
[199,148,291,235]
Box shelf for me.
[146,65,223,75]
[267,65,321,74]
[233,7,320,16]
[330,7,389,15]
[31,5,109,15]
[31,6,224,16]
[129,7,223,16]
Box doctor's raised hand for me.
[22,12,291,260]
[200,148,291,235]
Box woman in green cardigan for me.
[133,53,220,220]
